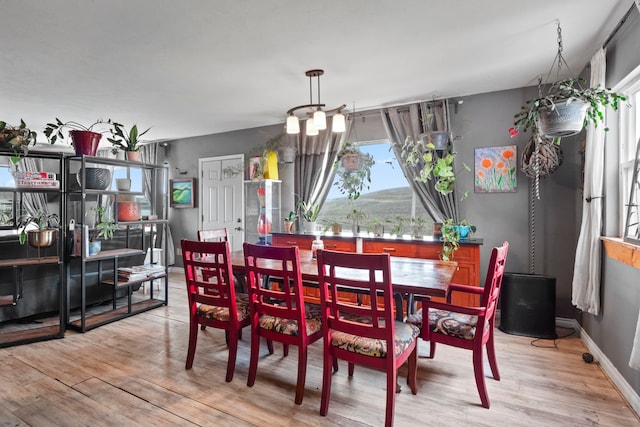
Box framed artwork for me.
[474,145,517,193]
[170,178,196,208]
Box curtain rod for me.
[347,98,448,118]
[603,3,636,48]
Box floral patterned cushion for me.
[406,308,479,341]
[258,302,322,336]
[197,293,250,322]
[330,321,420,358]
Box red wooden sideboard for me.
[271,233,482,306]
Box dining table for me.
[229,248,458,319]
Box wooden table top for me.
[230,248,457,298]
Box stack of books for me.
[117,264,165,282]
[15,171,60,189]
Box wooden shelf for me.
[73,248,144,261]
[0,325,64,348]
[0,256,60,268]
[67,299,165,331]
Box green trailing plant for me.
[43,118,117,144]
[509,77,627,143]
[439,218,476,261]
[298,200,320,222]
[107,123,151,152]
[334,142,375,200]
[0,119,41,164]
[17,210,60,245]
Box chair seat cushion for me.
[258,302,322,336]
[197,293,250,322]
[407,308,478,340]
[330,321,420,358]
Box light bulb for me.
[286,114,300,134]
[306,118,318,136]
[313,109,326,130]
[332,113,346,133]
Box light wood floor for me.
[0,272,638,426]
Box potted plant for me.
[264,132,297,164]
[439,218,476,261]
[509,77,627,142]
[0,119,41,164]
[88,206,116,255]
[17,210,60,247]
[346,208,366,234]
[107,123,151,161]
[298,200,320,233]
[368,217,384,236]
[44,118,116,157]
[409,216,426,238]
[284,210,297,233]
[334,142,375,200]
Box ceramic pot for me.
[88,240,101,256]
[116,178,131,191]
[284,220,295,233]
[117,200,141,222]
[70,130,101,157]
[126,151,141,161]
[77,167,112,190]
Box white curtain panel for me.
[571,48,606,315]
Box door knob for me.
[235,226,243,231]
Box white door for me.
[199,155,244,251]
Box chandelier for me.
[286,69,346,135]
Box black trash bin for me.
[499,273,557,339]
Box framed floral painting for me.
[474,145,517,193]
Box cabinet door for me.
[272,234,314,249]
[322,237,356,252]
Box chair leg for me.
[185,320,199,369]
[429,341,436,359]
[473,348,490,408]
[385,365,397,427]
[267,339,274,355]
[226,329,239,382]
[294,345,307,405]
[283,343,289,357]
[407,345,418,395]
[332,356,339,374]
[348,362,355,377]
[224,330,230,346]
[247,328,261,387]
[320,351,333,416]
[200,325,206,331]
[486,332,501,381]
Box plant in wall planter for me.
[334,142,375,200]
[17,210,60,247]
[0,119,41,164]
[298,200,319,234]
[107,123,151,161]
[44,118,116,157]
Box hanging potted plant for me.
[264,132,297,164]
[334,142,375,200]
[509,77,627,142]
[44,118,116,157]
[107,123,151,161]
[0,119,42,164]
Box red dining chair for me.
[407,241,509,408]
[243,242,322,405]
[181,239,250,382]
[316,249,420,427]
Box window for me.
[618,73,640,240]
[319,139,432,236]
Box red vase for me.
[70,130,102,156]
[257,213,271,235]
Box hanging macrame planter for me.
[521,135,564,179]
[536,99,589,138]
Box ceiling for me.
[1,0,633,144]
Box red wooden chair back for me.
[243,242,322,405]
[181,239,250,382]
[197,228,228,242]
[316,249,420,427]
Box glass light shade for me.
[332,113,346,133]
[313,110,327,130]
[286,114,300,134]
[306,118,318,136]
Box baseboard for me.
[560,317,640,418]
